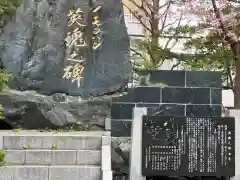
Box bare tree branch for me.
[123,4,152,33]
[211,0,240,60]
[171,61,181,70]
[159,2,171,34]
[125,0,190,69]
[164,13,183,49]
[130,0,151,18]
[130,47,148,62]
[227,65,235,91]
[128,0,150,17]
[145,44,156,63]
[160,18,179,33]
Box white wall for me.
[222,90,234,108]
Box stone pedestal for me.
[129,107,147,180]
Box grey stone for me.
[0,166,15,180]
[25,150,52,165]
[53,150,77,165]
[1,90,111,129]
[55,136,102,150]
[77,150,101,165]
[3,135,102,150]
[49,166,101,180]
[0,0,131,97]
[3,136,55,149]
[14,166,49,180]
[4,150,25,165]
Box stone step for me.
[4,150,101,165]
[0,165,101,180]
[0,131,109,150]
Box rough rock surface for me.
[0,89,111,129]
[0,0,131,97]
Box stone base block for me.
[3,135,102,150]
[0,165,101,180]
[4,150,101,165]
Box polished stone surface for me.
[136,70,222,88]
[186,105,221,116]
[134,87,161,103]
[138,70,185,87]
[186,71,222,88]
[112,87,161,103]
[111,120,132,137]
[211,88,222,104]
[112,88,135,102]
[110,70,223,138]
[111,103,135,119]
[111,104,222,137]
[162,87,210,104]
[136,103,185,116]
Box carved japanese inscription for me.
[63,5,102,87]
[142,116,235,177]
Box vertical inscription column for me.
[63,8,87,87]
[63,5,102,87]
[92,6,102,50]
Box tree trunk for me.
[211,0,240,108]
[150,0,160,65]
[234,60,240,108]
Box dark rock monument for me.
[0,0,131,97]
[0,0,131,129]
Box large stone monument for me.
[0,0,131,97]
[0,0,131,129]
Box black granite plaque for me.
[112,87,161,103]
[112,88,135,102]
[111,119,132,137]
[186,105,221,117]
[137,104,185,116]
[186,71,222,88]
[137,70,185,87]
[162,87,210,104]
[111,103,135,119]
[142,116,235,177]
[211,88,222,104]
[134,87,161,103]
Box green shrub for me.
[0,149,5,166]
[0,0,19,119]
[0,70,11,119]
[0,0,20,27]
[22,145,32,150]
[51,144,58,150]
[0,70,10,91]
